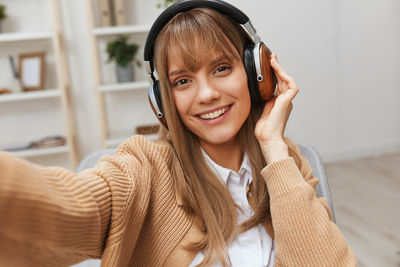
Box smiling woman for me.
[0,1,356,266]
[146,3,355,266]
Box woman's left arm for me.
[256,54,356,266]
[263,140,356,266]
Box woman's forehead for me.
[167,48,217,69]
[166,40,238,74]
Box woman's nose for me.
[196,80,220,104]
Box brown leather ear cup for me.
[258,44,276,101]
[244,42,276,103]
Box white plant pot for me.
[116,63,134,83]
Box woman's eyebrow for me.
[210,55,230,66]
[168,69,186,77]
[168,55,231,77]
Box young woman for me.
[0,1,356,266]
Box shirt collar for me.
[201,148,252,185]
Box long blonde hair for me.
[154,8,271,266]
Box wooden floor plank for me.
[325,153,400,267]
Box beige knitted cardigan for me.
[0,135,356,266]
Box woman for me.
[0,1,356,266]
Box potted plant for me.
[0,4,7,33]
[106,36,141,83]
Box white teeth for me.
[199,107,229,120]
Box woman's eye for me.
[215,65,231,73]
[174,79,190,87]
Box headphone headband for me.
[144,0,252,63]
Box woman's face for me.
[168,49,251,148]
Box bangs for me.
[157,8,245,74]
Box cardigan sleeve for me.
[0,150,117,266]
[261,139,357,267]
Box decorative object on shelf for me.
[0,88,11,94]
[157,0,179,9]
[8,55,22,93]
[98,0,112,27]
[18,52,46,91]
[136,124,160,135]
[106,36,141,83]
[0,135,66,152]
[0,4,7,33]
[96,0,126,27]
[30,135,66,149]
[111,0,126,26]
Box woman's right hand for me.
[254,53,299,164]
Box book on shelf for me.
[0,135,66,152]
[98,0,113,27]
[111,0,126,26]
[30,135,66,149]
[136,124,160,135]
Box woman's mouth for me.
[198,105,230,120]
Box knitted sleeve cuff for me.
[261,157,308,197]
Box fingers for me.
[270,54,299,95]
[271,54,288,80]
[260,96,276,118]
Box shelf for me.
[0,31,52,42]
[106,134,158,148]
[93,25,151,36]
[99,81,149,93]
[106,137,129,148]
[11,145,69,158]
[0,89,61,103]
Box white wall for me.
[230,0,400,162]
[2,0,399,167]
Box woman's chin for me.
[198,132,238,147]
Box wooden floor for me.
[325,153,400,267]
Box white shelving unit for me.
[0,89,60,103]
[0,31,52,42]
[12,145,69,158]
[93,25,150,36]
[99,81,148,93]
[85,0,155,148]
[0,0,79,168]
[106,133,158,148]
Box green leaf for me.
[106,36,141,67]
[0,4,7,21]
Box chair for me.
[76,148,116,173]
[294,140,336,222]
[76,141,335,219]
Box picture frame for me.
[18,52,46,91]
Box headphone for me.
[144,0,276,127]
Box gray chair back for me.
[77,149,116,173]
[295,140,336,222]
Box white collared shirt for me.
[189,150,276,267]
